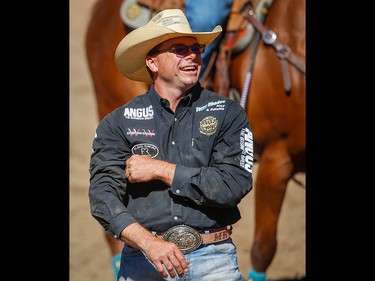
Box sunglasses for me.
[150,43,206,57]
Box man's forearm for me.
[120,222,159,251]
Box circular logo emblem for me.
[120,0,151,29]
[131,143,159,158]
[126,3,141,20]
[199,116,218,136]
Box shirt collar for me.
[147,82,203,114]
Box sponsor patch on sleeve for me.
[240,128,254,173]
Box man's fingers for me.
[170,254,188,277]
[163,259,177,278]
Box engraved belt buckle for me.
[162,225,203,253]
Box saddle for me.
[201,0,254,99]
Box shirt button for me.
[172,141,175,145]
[176,189,180,193]
[174,118,177,121]
[174,216,178,221]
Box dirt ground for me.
[69,0,306,280]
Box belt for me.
[155,225,233,253]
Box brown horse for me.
[226,0,306,278]
[85,0,305,279]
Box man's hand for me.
[125,154,175,185]
[121,223,189,278]
[144,237,189,278]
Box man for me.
[104,2,236,279]
[89,8,254,280]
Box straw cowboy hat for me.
[115,8,222,83]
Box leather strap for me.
[200,227,232,244]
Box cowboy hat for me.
[115,8,222,83]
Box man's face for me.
[147,37,203,87]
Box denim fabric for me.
[185,0,234,80]
[118,238,243,281]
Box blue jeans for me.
[185,0,234,81]
[118,238,243,280]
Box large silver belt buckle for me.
[162,225,203,253]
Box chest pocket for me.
[190,115,220,166]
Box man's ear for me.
[146,56,158,73]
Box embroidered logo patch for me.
[131,143,159,158]
[127,128,155,137]
[199,116,218,136]
[124,105,154,120]
[240,128,254,173]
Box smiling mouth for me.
[181,66,197,71]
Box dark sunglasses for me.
[150,43,206,57]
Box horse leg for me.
[249,139,293,280]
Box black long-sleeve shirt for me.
[89,83,254,240]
